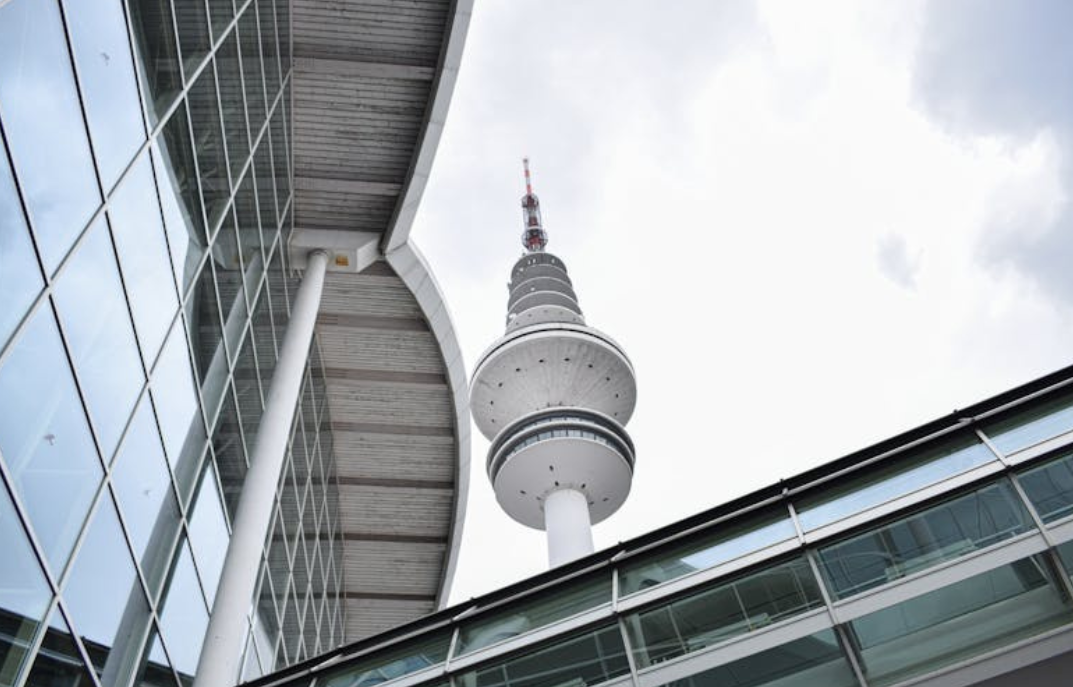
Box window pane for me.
[254,138,278,232]
[189,465,230,608]
[0,305,102,571]
[257,0,280,96]
[270,100,289,205]
[189,258,228,425]
[273,0,289,76]
[110,398,179,592]
[53,218,145,457]
[0,0,101,272]
[320,634,451,687]
[62,0,146,190]
[0,481,51,687]
[217,32,250,182]
[207,0,234,43]
[155,111,208,295]
[457,573,611,656]
[657,629,856,687]
[188,68,231,227]
[627,557,823,668]
[28,610,96,687]
[151,319,206,503]
[460,624,629,687]
[0,149,43,350]
[797,435,994,532]
[1018,452,1073,523]
[818,481,1035,599]
[849,554,1073,686]
[174,1,211,75]
[128,0,183,122]
[63,493,149,687]
[158,540,208,677]
[986,390,1073,456]
[211,386,248,521]
[109,153,180,367]
[620,511,796,596]
[238,9,266,129]
[235,170,264,269]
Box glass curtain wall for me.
[0,3,342,687]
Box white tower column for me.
[544,488,594,567]
[193,249,329,687]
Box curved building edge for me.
[382,0,475,254]
[386,242,471,611]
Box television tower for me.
[471,159,637,567]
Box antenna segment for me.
[520,157,548,252]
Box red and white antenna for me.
[520,157,548,252]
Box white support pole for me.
[544,488,594,567]
[192,250,329,687]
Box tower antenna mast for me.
[520,157,548,252]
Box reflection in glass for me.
[235,330,265,448]
[0,481,51,687]
[214,214,250,363]
[27,610,96,687]
[53,217,145,457]
[986,390,1073,456]
[273,0,290,75]
[109,154,179,368]
[1018,452,1073,523]
[128,0,183,122]
[0,149,43,350]
[211,386,248,521]
[155,118,207,296]
[818,481,1034,599]
[460,624,629,687]
[188,67,231,227]
[151,319,206,503]
[143,624,178,687]
[189,259,228,426]
[62,0,146,190]
[189,465,230,607]
[158,541,208,678]
[63,493,148,687]
[236,171,264,268]
[627,557,822,668]
[848,554,1073,686]
[173,1,211,75]
[620,512,796,596]
[797,436,994,532]
[217,32,250,182]
[320,634,451,687]
[0,305,102,571]
[660,630,856,687]
[0,0,101,273]
[110,398,179,595]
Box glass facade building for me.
[250,368,1073,687]
[0,0,344,686]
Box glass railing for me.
[456,573,612,656]
[625,557,823,668]
[984,389,1073,456]
[453,623,630,687]
[796,435,995,532]
[653,629,858,687]
[618,511,797,596]
[317,633,451,687]
[817,480,1035,599]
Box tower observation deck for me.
[471,160,637,567]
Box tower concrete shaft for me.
[471,160,637,567]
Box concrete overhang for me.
[288,0,472,641]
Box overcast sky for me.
[408,0,1073,604]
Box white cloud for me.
[411,1,1073,602]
